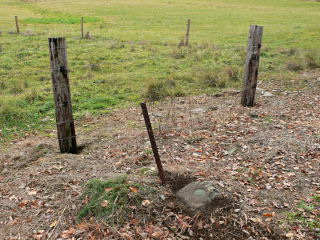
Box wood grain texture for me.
[15,16,19,34]
[185,19,191,46]
[241,25,263,107]
[49,38,77,153]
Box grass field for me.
[0,0,320,141]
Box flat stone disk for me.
[176,181,225,209]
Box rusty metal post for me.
[140,102,165,184]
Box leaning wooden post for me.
[81,17,84,39]
[48,38,77,154]
[185,19,191,46]
[15,16,20,34]
[141,102,165,184]
[241,25,263,107]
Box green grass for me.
[23,17,100,24]
[78,175,152,223]
[286,195,320,232]
[0,0,320,142]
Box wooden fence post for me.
[185,19,191,46]
[15,16,20,34]
[241,25,263,107]
[81,17,84,39]
[48,38,77,154]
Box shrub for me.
[23,89,44,104]
[172,48,187,59]
[201,70,220,87]
[224,65,241,82]
[286,59,304,71]
[144,81,169,101]
[304,52,320,69]
[0,80,7,90]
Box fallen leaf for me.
[263,212,274,217]
[104,187,113,192]
[100,200,109,207]
[28,190,37,196]
[129,187,139,193]
[142,200,151,206]
[61,228,76,238]
[152,231,164,238]
[195,171,209,177]
[50,220,58,228]
[33,234,43,240]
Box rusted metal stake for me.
[140,102,165,184]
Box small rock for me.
[22,30,35,36]
[41,116,51,122]
[176,181,230,209]
[159,194,166,200]
[272,89,282,92]
[208,106,218,111]
[262,91,274,97]
[191,108,207,113]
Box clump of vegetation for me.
[171,48,187,59]
[78,175,151,223]
[0,80,6,90]
[144,81,169,101]
[0,98,19,116]
[89,63,101,71]
[280,47,298,56]
[286,195,320,230]
[23,89,45,104]
[200,68,226,88]
[144,79,185,101]
[286,58,304,72]
[224,65,241,82]
[304,52,320,69]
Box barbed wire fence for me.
[2,14,318,149]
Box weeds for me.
[286,195,320,231]
[224,65,241,82]
[304,52,320,69]
[286,58,304,72]
[78,175,152,224]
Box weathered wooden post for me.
[185,19,191,46]
[48,38,77,154]
[141,102,165,184]
[81,17,84,39]
[15,16,20,34]
[241,25,263,107]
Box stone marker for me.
[176,181,228,209]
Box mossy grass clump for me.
[144,79,185,101]
[286,195,320,230]
[78,175,152,223]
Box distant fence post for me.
[241,25,263,107]
[48,38,77,154]
[185,19,191,46]
[81,17,84,39]
[15,16,20,34]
